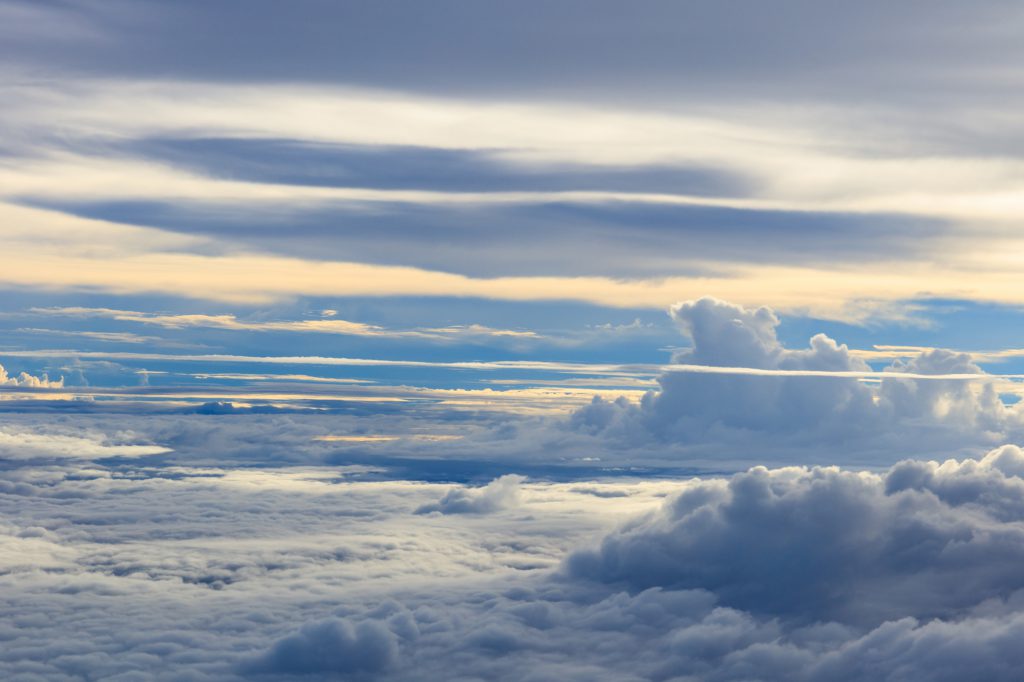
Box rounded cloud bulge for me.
[567,445,1024,627]
[571,297,1023,464]
[231,448,1024,681]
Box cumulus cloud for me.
[240,618,399,676]
[297,449,1024,680]
[572,297,1022,461]
[0,362,62,388]
[415,474,526,514]
[568,445,1024,627]
[232,446,1024,681]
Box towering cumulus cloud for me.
[572,297,1021,461]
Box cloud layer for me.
[242,447,1024,681]
[5,411,1024,680]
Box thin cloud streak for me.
[663,364,1021,381]
[5,349,1024,382]
[30,307,540,340]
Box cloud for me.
[573,298,1023,460]
[5,0,1023,128]
[224,450,1024,680]
[5,75,1024,320]
[415,474,526,514]
[31,306,540,341]
[0,362,62,388]
[0,197,1016,321]
[0,426,170,460]
[7,433,1024,680]
[240,618,398,676]
[0,347,653,376]
[568,445,1024,627]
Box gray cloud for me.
[240,618,399,677]
[4,0,1022,113]
[568,445,1024,627]
[29,195,943,280]
[7,430,1024,679]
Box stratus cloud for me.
[0,426,170,460]
[415,474,526,515]
[9,347,1023,382]
[31,306,540,340]
[1,201,1024,323]
[9,72,1024,319]
[7,77,1024,224]
[573,297,1022,457]
[0,362,62,388]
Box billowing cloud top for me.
[573,298,1021,462]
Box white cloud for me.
[31,306,541,340]
[6,76,1024,226]
[573,298,1023,461]
[416,474,526,515]
[0,362,62,388]
[0,426,170,460]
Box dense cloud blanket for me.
[6,441,1024,680]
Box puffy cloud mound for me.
[0,362,62,388]
[247,451,1024,680]
[572,297,1021,460]
[8,439,1024,680]
[241,618,398,676]
[415,474,525,514]
[568,445,1024,627]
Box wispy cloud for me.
[5,348,1024,382]
[30,306,541,340]
[2,77,1024,319]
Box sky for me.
[5,2,1024,680]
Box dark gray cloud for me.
[568,446,1024,627]
[240,618,398,677]
[117,137,750,196]
[3,0,1021,110]
[24,197,943,278]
